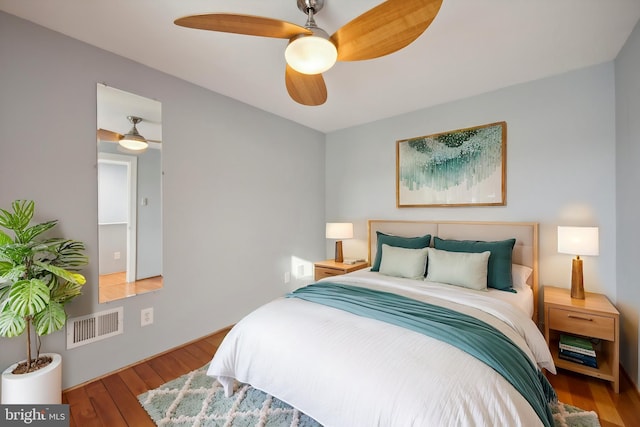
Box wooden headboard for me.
[367,220,539,322]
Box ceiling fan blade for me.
[285,65,327,106]
[331,0,443,62]
[174,14,311,39]
[97,128,122,142]
[98,128,162,144]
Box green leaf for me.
[8,279,50,316]
[0,280,10,293]
[0,261,14,276]
[35,262,86,285]
[0,284,11,310]
[0,200,34,233]
[0,264,26,282]
[33,301,65,335]
[0,310,26,337]
[0,230,13,246]
[50,280,83,304]
[0,243,32,265]
[51,240,88,269]
[19,220,57,244]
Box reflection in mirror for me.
[96,84,163,303]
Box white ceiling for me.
[2,0,639,133]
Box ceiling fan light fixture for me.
[119,116,149,152]
[119,134,148,152]
[285,30,337,75]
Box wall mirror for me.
[96,83,163,303]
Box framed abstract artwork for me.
[396,121,506,207]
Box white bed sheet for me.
[208,272,555,427]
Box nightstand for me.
[314,259,368,281]
[544,286,619,392]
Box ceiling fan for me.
[174,0,443,106]
[97,116,161,153]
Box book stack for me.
[559,334,597,368]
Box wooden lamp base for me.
[334,240,344,263]
[570,256,585,299]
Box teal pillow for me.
[371,232,431,272]
[433,237,516,291]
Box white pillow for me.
[426,247,490,291]
[379,244,428,280]
[512,264,533,288]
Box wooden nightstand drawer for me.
[315,267,342,280]
[548,307,614,341]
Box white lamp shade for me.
[557,226,599,256]
[285,33,337,75]
[326,223,353,240]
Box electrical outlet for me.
[284,272,291,284]
[141,307,154,326]
[114,251,121,260]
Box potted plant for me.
[0,200,88,404]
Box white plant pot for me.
[1,353,62,404]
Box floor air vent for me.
[66,307,123,349]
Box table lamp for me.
[557,226,599,299]
[326,222,353,263]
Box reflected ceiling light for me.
[119,116,148,152]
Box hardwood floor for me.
[546,369,640,427]
[63,327,640,427]
[98,272,163,303]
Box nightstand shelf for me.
[314,260,368,281]
[544,286,619,392]
[548,339,615,380]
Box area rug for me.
[138,365,600,427]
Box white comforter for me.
[207,271,555,427]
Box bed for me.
[207,220,556,427]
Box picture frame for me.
[396,121,506,207]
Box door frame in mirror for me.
[98,152,138,283]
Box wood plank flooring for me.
[546,368,640,427]
[63,327,640,427]
[99,272,163,303]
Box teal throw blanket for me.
[287,282,557,427]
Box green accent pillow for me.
[371,232,431,272]
[433,237,516,291]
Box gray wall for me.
[0,11,325,393]
[98,224,127,274]
[97,159,128,275]
[615,18,640,390]
[135,147,162,279]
